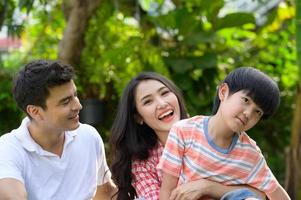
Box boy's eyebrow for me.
[140,86,167,101]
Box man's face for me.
[38,80,82,133]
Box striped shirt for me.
[158,115,280,199]
[132,143,164,200]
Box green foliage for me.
[215,12,255,30]
[80,1,169,100]
[0,53,23,135]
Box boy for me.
[158,67,290,200]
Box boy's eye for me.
[256,110,263,117]
[242,97,249,103]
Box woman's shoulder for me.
[132,144,163,171]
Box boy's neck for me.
[208,115,236,149]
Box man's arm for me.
[93,180,117,200]
[0,178,27,200]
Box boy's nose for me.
[243,106,256,120]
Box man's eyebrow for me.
[57,91,77,105]
[57,96,72,105]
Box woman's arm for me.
[160,172,178,200]
[170,179,266,200]
[132,162,161,200]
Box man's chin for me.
[68,123,80,131]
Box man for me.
[0,60,116,200]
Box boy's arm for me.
[159,172,178,200]
[267,186,291,200]
[170,179,266,200]
[0,178,27,200]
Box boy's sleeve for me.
[245,153,280,199]
[157,123,185,178]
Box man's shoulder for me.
[0,131,21,150]
[0,131,26,163]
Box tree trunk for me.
[285,87,301,199]
[285,0,301,199]
[58,0,101,67]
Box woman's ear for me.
[218,83,229,101]
[134,114,143,125]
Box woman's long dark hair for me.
[110,72,188,200]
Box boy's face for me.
[36,80,82,133]
[219,84,264,133]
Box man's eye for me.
[62,100,70,105]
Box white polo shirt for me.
[0,117,111,200]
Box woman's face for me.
[135,79,181,136]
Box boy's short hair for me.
[13,60,75,117]
[212,67,280,119]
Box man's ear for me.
[218,83,229,101]
[26,105,43,121]
[134,114,143,125]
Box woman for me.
[110,72,264,200]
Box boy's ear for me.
[134,114,144,125]
[26,105,43,121]
[218,83,229,101]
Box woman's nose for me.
[156,98,168,109]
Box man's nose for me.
[72,97,82,111]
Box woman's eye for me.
[143,99,152,105]
[161,90,170,96]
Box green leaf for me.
[183,31,216,45]
[165,58,194,74]
[139,0,164,12]
[165,53,217,74]
[216,12,255,30]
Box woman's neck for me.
[155,130,169,145]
